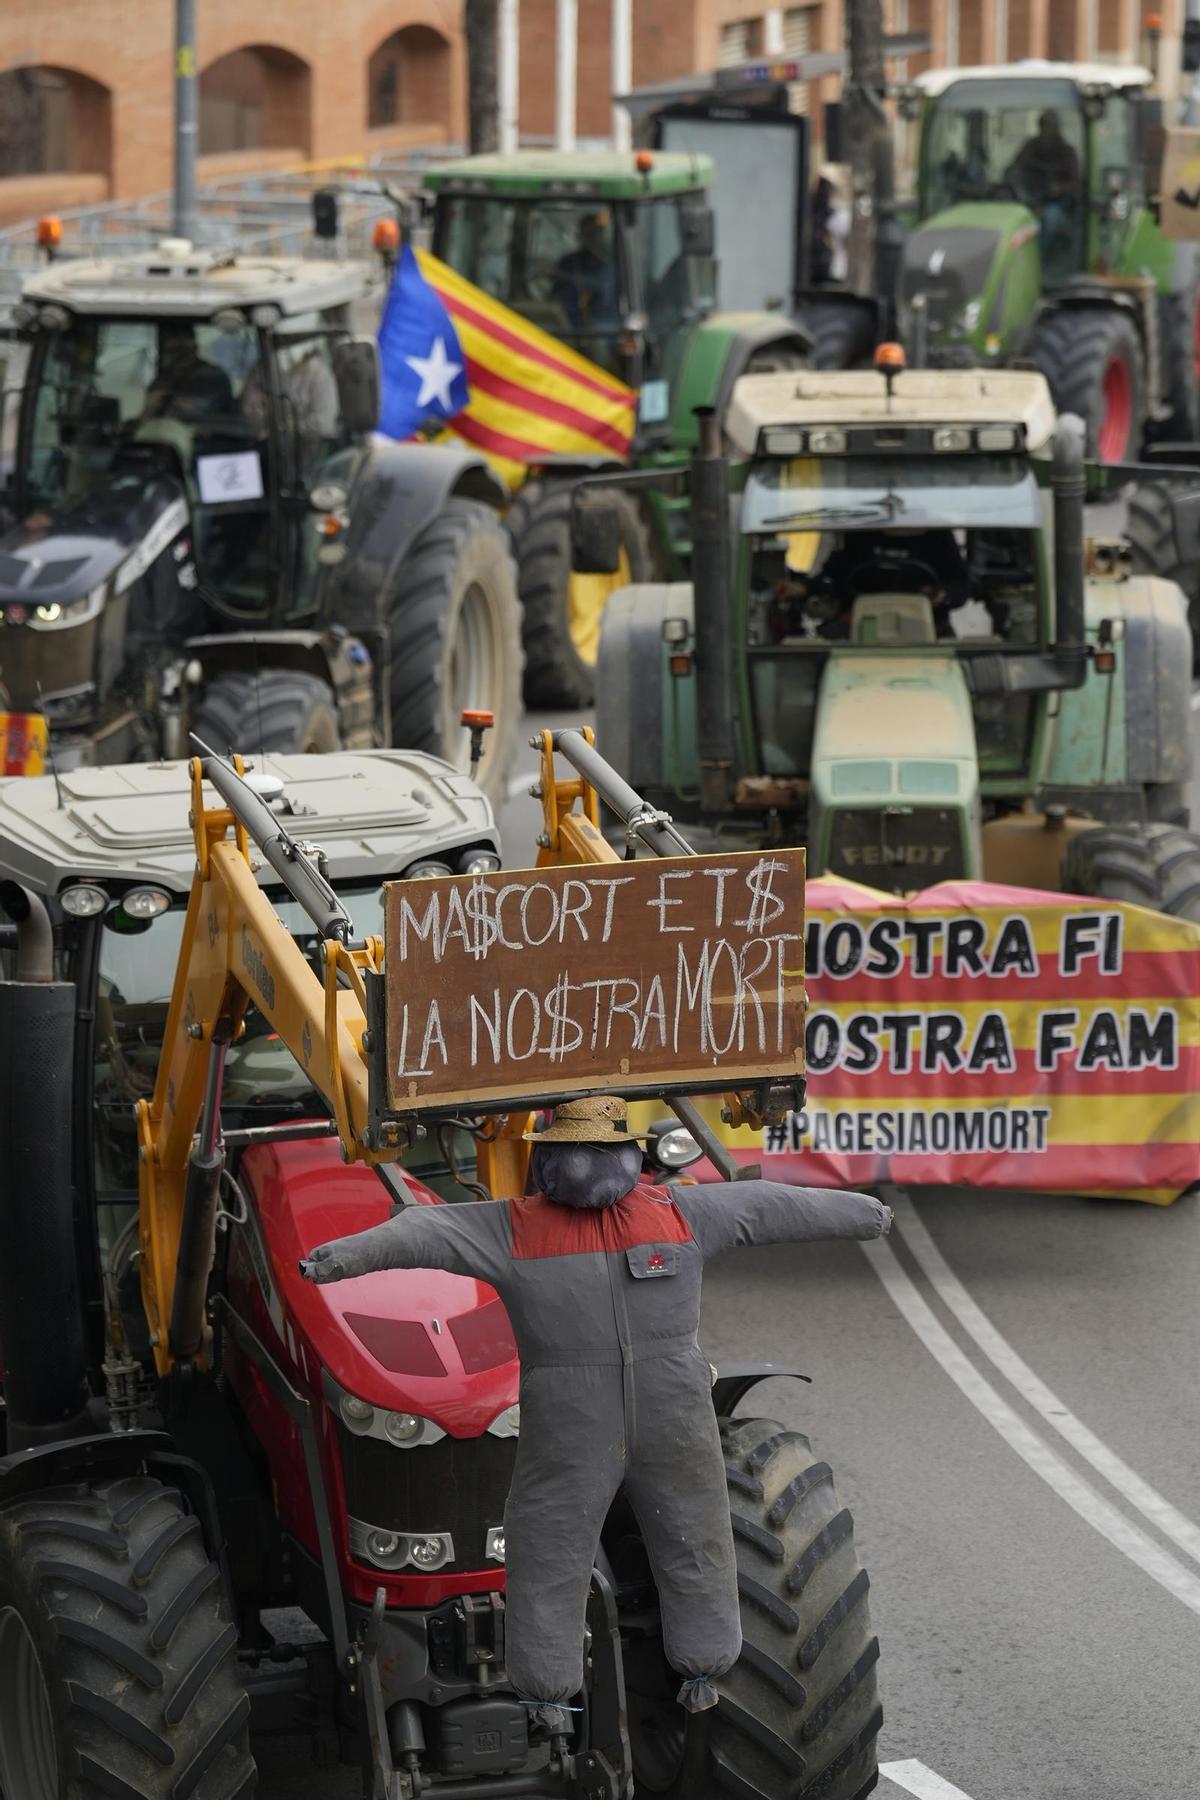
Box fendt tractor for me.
[0,732,881,1800]
[421,151,812,708]
[597,359,1200,918]
[0,241,523,799]
[811,58,1199,464]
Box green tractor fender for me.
[595,580,700,806]
[668,314,812,453]
[1040,571,1192,807]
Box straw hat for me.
[524,1095,647,1144]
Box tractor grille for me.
[827,807,965,893]
[337,1424,517,1575]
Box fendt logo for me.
[842,843,954,868]
[241,927,276,1008]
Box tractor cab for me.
[894,63,1184,462]
[425,151,717,420]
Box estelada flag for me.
[414,248,638,489]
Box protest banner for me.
[381,850,806,1112]
[637,877,1200,1205]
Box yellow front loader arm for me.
[136,758,386,1375]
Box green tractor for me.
[890,61,1200,463]
[421,150,811,706]
[596,362,1200,916]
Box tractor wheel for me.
[0,1475,255,1799]
[614,1417,881,1800]
[388,497,523,802]
[1032,307,1144,464]
[797,300,876,371]
[191,669,340,756]
[1062,821,1200,920]
[509,480,654,709]
[1124,479,1200,672]
[743,341,810,375]
[1150,284,1200,441]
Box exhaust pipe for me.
[1050,412,1088,689]
[0,883,91,1449]
[690,409,735,811]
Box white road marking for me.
[860,1235,1200,1618]
[880,1760,977,1800]
[1190,686,1200,713]
[886,1189,1200,1569]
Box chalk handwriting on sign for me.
[381,850,805,1111]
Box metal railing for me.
[0,142,467,308]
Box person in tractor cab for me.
[143,321,236,424]
[301,1093,891,1738]
[1006,110,1082,279]
[552,210,619,335]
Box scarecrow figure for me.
[302,1095,890,1733]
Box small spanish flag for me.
[414,248,637,489]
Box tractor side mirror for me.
[681,205,715,259]
[332,337,380,437]
[1134,96,1166,196]
[571,496,623,575]
[1185,16,1200,71]
[823,99,844,164]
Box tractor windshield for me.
[437,196,627,373]
[20,315,274,612]
[435,192,706,387]
[920,77,1086,280]
[742,455,1045,779]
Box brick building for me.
[0,0,1176,224]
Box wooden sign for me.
[1161,128,1200,242]
[382,850,805,1113]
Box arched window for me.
[0,65,112,181]
[367,25,452,134]
[200,45,312,158]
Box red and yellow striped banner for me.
[633,878,1200,1205]
[415,249,637,489]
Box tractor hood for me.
[900,202,1040,355]
[0,473,188,608]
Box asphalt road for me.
[258,684,1200,1799]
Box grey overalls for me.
[304,1177,889,1705]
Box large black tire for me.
[615,1417,881,1800]
[797,299,877,371]
[508,481,654,709]
[191,669,340,756]
[1061,821,1200,919]
[743,342,810,375]
[388,497,523,802]
[1151,284,1200,442]
[1031,306,1144,464]
[0,1475,255,1800]
[1124,479,1200,672]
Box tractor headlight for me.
[121,886,172,920]
[59,883,109,919]
[384,1410,424,1445]
[403,859,454,879]
[340,1394,376,1433]
[648,1123,703,1170]
[28,585,106,630]
[933,426,972,453]
[459,849,502,875]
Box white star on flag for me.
[405,335,463,411]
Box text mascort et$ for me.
[390,858,800,1079]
